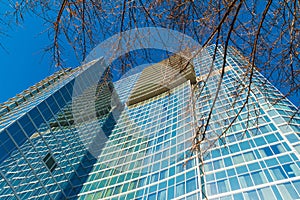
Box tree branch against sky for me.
[3,0,297,99]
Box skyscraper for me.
[0,46,300,200]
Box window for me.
[43,152,57,172]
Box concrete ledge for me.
[127,55,196,106]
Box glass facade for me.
[0,46,300,199]
[194,45,300,199]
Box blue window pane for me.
[186,193,197,200]
[160,170,167,179]
[168,178,174,186]
[207,182,217,196]
[252,171,266,185]
[263,170,273,182]
[233,154,244,164]
[239,141,251,150]
[269,124,277,131]
[254,137,266,146]
[229,177,240,190]
[186,170,195,179]
[148,193,156,200]
[159,181,167,190]
[260,147,273,157]
[149,185,157,193]
[257,187,276,199]
[271,144,282,154]
[7,123,27,147]
[265,158,278,167]
[157,190,166,200]
[221,148,230,156]
[283,142,291,151]
[186,178,196,193]
[276,132,283,140]
[265,134,278,143]
[213,160,223,170]
[224,157,233,167]
[169,167,175,177]
[217,180,229,193]
[236,165,247,174]
[271,185,283,200]
[238,174,253,188]
[185,159,194,170]
[233,193,243,200]
[18,114,36,137]
[229,144,240,153]
[176,182,185,197]
[53,91,66,109]
[212,149,221,158]
[270,166,287,180]
[278,155,292,164]
[283,163,299,178]
[0,141,12,163]
[227,168,236,177]
[216,171,226,179]
[260,125,271,133]
[204,162,213,171]
[248,162,260,171]
[176,174,184,183]
[138,178,147,187]
[60,83,73,102]
[278,182,299,199]
[38,101,53,121]
[254,150,261,159]
[151,173,159,182]
[46,96,60,114]
[168,186,174,199]
[244,190,259,200]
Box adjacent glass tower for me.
[0,46,300,200]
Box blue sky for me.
[0,11,78,103]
